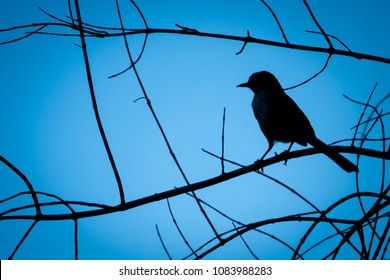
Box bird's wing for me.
[269,93,315,146]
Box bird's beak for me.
[237,82,248,88]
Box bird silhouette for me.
[237,71,358,173]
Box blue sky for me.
[0,0,389,259]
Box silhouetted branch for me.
[299,213,390,259]
[357,228,369,259]
[221,107,226,174]
[175,24,199,34]
[305,30,352,52]
[202,148,362,254]
[113,0,222,242]
[233,222,259,259]
[0,156,41,216]
[235,30,251,55]
[8,220,38,259]
[3,21,390,64]
[115,0,224,243]
[372,218,390,259]
[195,211,366,260]
[260,0,290,44]
[1,190,82,259]
[303,0,334,49]
[108,0,150,79]
[73,0,125,204]
[284,53,331,90]
[1,145,387,222]
[293,191,390,260]
[67,0,75,25]
[0,25,47,45]
[167,198,198,258]
[348,83,378,147]
[181,189,303,259]
[351,112,390,131]
[331,194,390,259]
[0,192,111,217]
[155,224,172,259]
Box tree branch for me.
[1,145,387,222]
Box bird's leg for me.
[259,147,271,161]
[257,142,273,172]
[281,142,294,165]
[260,141,273,161]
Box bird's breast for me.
[251,90,278,138]
[251,90,274,119]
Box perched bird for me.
[237,71,358,173]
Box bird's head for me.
[237,71,281,91]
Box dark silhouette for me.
[237,71,358,173]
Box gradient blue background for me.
[1,0,389,259]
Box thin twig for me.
[3,22,390,64]
[305,30,352,52]
[0,156,41,216]
[39,7,107,37]
[67,0,75,25]
[113,0,222,241]
[109,0,149,79]
[195,210,369,260]
[1,146,388,222]
[233,222,259,259]
[260,0,289,44]
[180,189,304,259]
[348,83,377,147]
[73,0,125,204]
[284,54,331,90]
[221,107,226,174]
[327,187,390,259]
[380,218,390,259]
[166,198,198,257]
[175,24,199,34]
[351,112,390,130]
[372,218,390,259]
[8,220,38,259]
[202,148,362,256]
[236,30,250,55]
[0,25,47,45]
[155,224,172,259]
[202,148,319,210]
[293,192,390,260]
[299,213,390,258]
[303,0,334,49]
[357,228,369,259]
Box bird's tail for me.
[309,137,358,173]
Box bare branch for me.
[284,54,331,90]
[236,30,250,55]
[0,156,42,216]
[305,30,352,52]
[73,0,125,204]
[166,198,198,258]
[260,0,290,44]
[221,107,226,174]
[113,0,222,241]
[109,0,150,79]
[3,22,390,64]
[0,25,47,45]
[233,222,259,259]
[303,0,334,49]
[8,220,38,259]
[155,224,172,260]
[1,145,387,222]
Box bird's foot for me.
[278,150,290,166]
[254,158,265,173]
